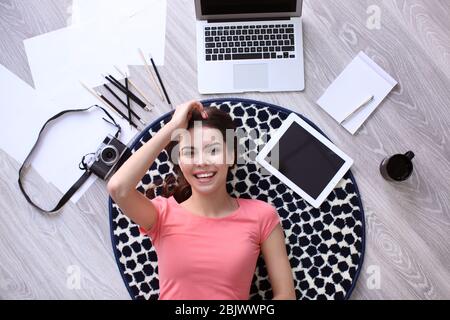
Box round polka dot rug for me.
[109,98,366,300]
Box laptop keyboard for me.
[204,23,296,61]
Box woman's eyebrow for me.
[181,142,221,151]
[205,142,221,147]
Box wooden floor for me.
[0,0,449,299]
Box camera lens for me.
[101,146,119,166]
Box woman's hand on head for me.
[169,100,208,130]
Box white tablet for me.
[256,113,353,208]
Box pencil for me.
[114,65,154,110]
[149,55,172,108]
[125,77,132,128]
[103,74,147,110]
[103,84,146,125]
[102,77,132,128]
[138,48,165,101]
[100,94,138,129]
[80,81,138,129]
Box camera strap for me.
[18,104,121,214]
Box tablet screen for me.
[265,121,346,199]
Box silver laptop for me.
[195,0,305,94]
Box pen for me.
[340,95,375,124]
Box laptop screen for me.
[201,0,298,16]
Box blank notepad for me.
[317,51,397,135]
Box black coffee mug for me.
[380,151,415,181]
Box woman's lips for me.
[193,172,217,183]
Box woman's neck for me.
[185,189,238,218]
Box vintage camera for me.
[87,134,129,180]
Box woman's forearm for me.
[272,294,296,300]
[107,120,177,198]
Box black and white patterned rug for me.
[109,98,366,300]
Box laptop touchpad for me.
[233,64,268,90]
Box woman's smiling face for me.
[178,125,234,195]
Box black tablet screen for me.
[265,122,345,199]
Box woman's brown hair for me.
[145,107,238,203]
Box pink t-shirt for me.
[140,195,281,300]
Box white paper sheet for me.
[317,51,397,135]
[71,0,150,25]
[14,0,165,204]
[28,92,139,202]
[0,64,138,204]
[0,64,55,165]
[24,0,166,107]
